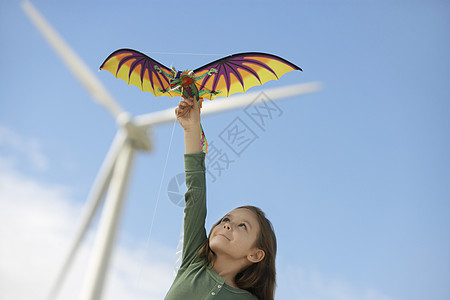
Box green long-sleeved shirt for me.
[164,153,258,300]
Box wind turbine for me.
[21,1,321,299]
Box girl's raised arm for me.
[175,97,202,154]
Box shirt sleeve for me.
[180,152,207,268]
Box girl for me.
[165,97,277,300]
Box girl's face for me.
[209,208,264,264]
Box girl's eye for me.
[239,223,247,230]
[221,217,230,223]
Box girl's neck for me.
[209,253,245,289]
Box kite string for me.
[144,51,225,57]
[133,115,178,296]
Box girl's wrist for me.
[184,124,201,133]
[184,124,202,154]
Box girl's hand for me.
[175,96,201,131]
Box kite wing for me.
[100,48,177,97]
[193,52,302,100]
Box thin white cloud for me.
[0,126,49,172]
[277,264,394,300]
[0,158,174,300]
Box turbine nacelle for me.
[117,112,152,151]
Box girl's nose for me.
[223,224,231,230]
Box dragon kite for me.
[100,49,302,152]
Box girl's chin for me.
[209,239,227,253]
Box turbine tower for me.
[21,1,321,299]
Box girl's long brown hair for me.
[198,206,277,300]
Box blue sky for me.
[1,1,449,299]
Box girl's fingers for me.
[177,105,190,118]
[178,103,189,115]
[180,100,193,108]
[187,97,196,107]
[176,97,198,118]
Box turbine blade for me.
[201,81,322,115]
[133,82,322,128]
[21,1,125,120]
[47,130,127,300]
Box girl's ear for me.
[247,249,265,263]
